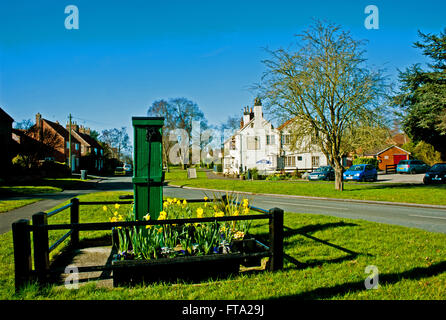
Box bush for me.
[39,161,71,178]
[352,157,379,169]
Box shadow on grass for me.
[252,221,364,270]
[269,261,446,300]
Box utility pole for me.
[69,113,72,171]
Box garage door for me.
[393,154,407,165]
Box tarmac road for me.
[1,175,445,235]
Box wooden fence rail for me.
[11,197,284,291]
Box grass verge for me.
[166,168,446,206]
[0,199,42,213]
[0,191,444,299]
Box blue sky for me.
[1,0,445,144]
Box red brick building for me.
[366,145,411,171]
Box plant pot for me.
[231,238,265,267]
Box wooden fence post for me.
[32,212,50,285]
[12,219,32,292]
[70,198,79,248]
[269,207,284,271]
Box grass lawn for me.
[0,177,91,197]
[0,199,42,213]
[0,191,444,299]
[166,168,446,206]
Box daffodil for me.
[102,206,107,212]
[242,199,249,208]
[196,207,204,218]
[176,200,181,206]
[182,199,187,207]
[163,201,169,208]
[158,211,167,220]
[243,208,250,215]
[143,213,151,220]
[113,211,119,216]
[232,210,239,216]
[114,203,120,210]
[214,211,225,218]
[204,196,208,201]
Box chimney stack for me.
[36,113,42,127]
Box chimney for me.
[240,117,244,129]
[36,113,42,127]
[243,106,250,125]
[253,98,263,128]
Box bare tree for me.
[257,20,390,190]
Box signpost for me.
[132,117,164,220]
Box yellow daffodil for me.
[167,198,173,204]
[118,215,124,221]
[242,199,249,208]
[109,216,118,223]
[243,208,250,215]
[182,199,187,207]
[146,225,152,229]
[163,201,169,208]
[102,206,107,212]
[114,203,120,210]
[173,198,177,203]
[158,211,167,220]
[234,231,245,239]
[214,211,225,218]
[232,210,239,216]
[196,207,204,218]
[176,200,181,206]
[204,196,208,201]
[113,211,119,216]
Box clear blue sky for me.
[1,0,445,145]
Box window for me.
[100,149,103,155]
[94,148,98,154]
[297,156,303,161]
[230,137,236,150]
[66,142,69,149]
[266,135,275,145]
[285,156,296,167]
[75,143,79,151]
[247,136,260,150]
[281,134,291,145]
[311,156,320,168]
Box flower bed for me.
[107,196,269,286]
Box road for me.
[1,175,445,234]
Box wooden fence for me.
[12,196,284,292]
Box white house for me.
[223,99,280,174]
[223,99,329,175]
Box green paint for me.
[132,117,164,220]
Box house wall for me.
[377,147,409,171]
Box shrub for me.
[352,157,379,169]
[39,161,71,177]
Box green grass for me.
[0,191,445,300]
[165,168,446,206]
[0,199,42,213]
[0,178,91,197]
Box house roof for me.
[0,107,14,123]
[277,117,298,131]
[366,145,411,156]
[41,119,81,144]
[73,130,102,149]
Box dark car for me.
[343,164,378,182]
[423,163,446,184]
[308,166,335,181]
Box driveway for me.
[377,172,425,184]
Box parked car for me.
[396,160,430,174]
[123,163,133,173]
[114,166,126,176]
[423,163,446,184]
[343,164,377,182]
[308,166,335,181]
